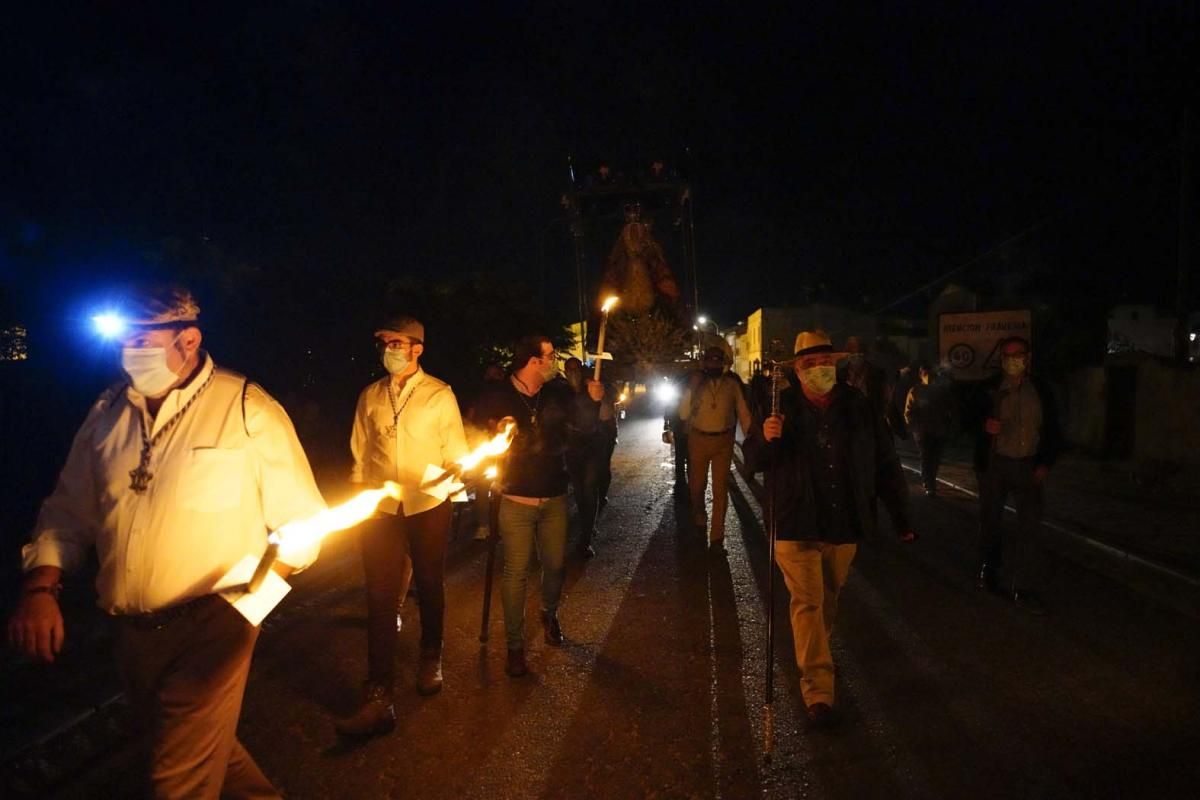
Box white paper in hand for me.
[420,463,465,502]
[214,554,292,626]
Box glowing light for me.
[619,391,628,403]
[92,312,127,339]
[697,316,707,325]
[654,379,680,405]
[272,482,402,557]
[484,465,498,480]
[456,419,517,472]
[601,295,619,313]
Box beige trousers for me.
[116,596,279,799]
[687,431,735,541]
[774,540,857,707]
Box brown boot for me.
[505,648,528,678]
[417,645,443,696]
[334,683,395,738]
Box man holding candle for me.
[338,315,469,737]
[7,284,326,799]
[475,336,603,678]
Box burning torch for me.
[247,482,404,592]
[592,295,619,381]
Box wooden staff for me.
[764,361,785,757]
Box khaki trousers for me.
[774,540,857,707]
[687,431,734,541]
[115,596,279,800]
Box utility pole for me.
[1177,106,1195,363]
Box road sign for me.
[938,310,1031,380]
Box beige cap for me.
[374,316,425,342]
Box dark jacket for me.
[743,384,911,543]
[969,373,1062,474]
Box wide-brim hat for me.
[374,316,425,343]
[793,329,847,359]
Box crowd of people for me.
[6,283,1060,796]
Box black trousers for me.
[978,455,1047,593]
[567,445,602,547]
[914,432,945,489]
[360,502,451,688]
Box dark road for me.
[6,417,1200,799]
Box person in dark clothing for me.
[839,336,894,432]
[904,362,955,495]
[563,357,612,558]
[664,369,701,489]
[970,336,1061,615]
[743,330,915,728]
[474,336,602,678]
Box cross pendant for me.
[129,446,153,494]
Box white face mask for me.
[800,365,838,396]
[122,335,184,397]
[382,349,410,376]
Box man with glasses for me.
[8,284,326,798]
[677,345,752,552]
[475,335,603,678]
[337,315,468,737]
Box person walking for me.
[743,330,915,728]
[972,336,1061,615]
[678,346,752,552]
[475,336,603,678]
[904,361,955,495]
[8,284,327,798]
[337,315,468,737]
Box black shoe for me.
[335,683,396,738]
[805,702,837,730]
[579,544,595,559]
[1013,590,1048,616]
[542,610,564,646]
[505,648,528,678]
[976,563,999,593]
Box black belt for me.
[692,428,733,436]
[116,595,214,631]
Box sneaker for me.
[416,645,443,695]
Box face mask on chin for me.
[121,334,185,397]
[383,349,410,376]
[541,358,558,382]
[800,365,837,396]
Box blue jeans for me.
[499,495,568,650]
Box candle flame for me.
[484,465,498,480]
[457,419,517,472]
[601,295,619,313]
[271,482,402,556]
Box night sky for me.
[2,1,1196,328]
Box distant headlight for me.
[654,381,679,405]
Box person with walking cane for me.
[743,331,916,729]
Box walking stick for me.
[479,481,501,643]
[764,364,784,757]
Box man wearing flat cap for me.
[678,344,752,552]
[8,284,327,798]
[743,330,915,729]
[338,315,468,737]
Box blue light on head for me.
[92,312,128,340]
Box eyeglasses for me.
[376,339,420,352]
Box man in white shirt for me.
[678,345,752,552]
[7,284,326,799]
[338,316,468,737]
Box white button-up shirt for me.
[22,355,327,614]
[349,368,469,516]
